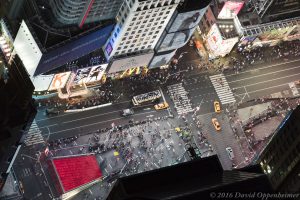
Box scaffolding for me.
[241,16,300,37]
[250,0,275,18]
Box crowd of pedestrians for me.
[36,39,300,112]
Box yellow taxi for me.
[154,102,169,110]
[175,127,181,132]
[211,118,221,131]
[214,101,221,113]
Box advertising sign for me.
[206,24,223,52]
[73,67,92,85]
[285,25,300,41]
[34,24,113,76]
[108,52,154,74]
[206,24,238,57]
[86,64,108,83]
[149,50,176,69]
[158,30,194,52]
[218,1,244,19]
[105,42,113,56]
[48,72,71,91]
[168,9,207,33]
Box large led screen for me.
[168,9,207,33]
[34,24,113,76]
[149,50,176,69]
[86,64,108,83]
[48,72,71,91]
[158,30,194,52]
[72,67,92,85]
[108,52,154,74]
[218,1,244,19]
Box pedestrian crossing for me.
[24,120,45,146]
[167,83,193,115]
[209,74,236,105]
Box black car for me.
[45,107,61,116]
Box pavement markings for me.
[209,74,236,105]
[167,83,193,115]
[24,120,45,146]
[289,82,299,96]
[44,110,158,136]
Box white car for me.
[226,147,234,160]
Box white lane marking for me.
[225,58,300,77]
[210,74,236,105]
[36,100,132,122]
[239,83,289,95]
[228,65,300,84]
[232,72,300,90]
[39,103,154,128]
[167,122,171,127]
[46,110,158,135]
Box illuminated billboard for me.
[108,52,154,74]
[34,24,113,76]
[48,72,71,91]
[13,20,43,78]
[72,67,92,85]
[206,24,238,57]
[86,64,108,83]
[218,1,244,19]
[149,50,176,69]
[206,24,223,52]
[168,9,207,33]
[105,42,113,56]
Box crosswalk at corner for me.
[167,83,193,115]
[209,74,236,105]
[24,120,45,146]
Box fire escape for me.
[250,0,275,18]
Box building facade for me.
[49,0,123,27]
[104,0,211,73]
[197,6,216,36]
[257,105,300,192]
[104,0,180,58]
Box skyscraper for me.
[107,155,273,200]
[0,54,36,191]
[257,105,300,192]
[49,0,123,27]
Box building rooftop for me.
[107,155,273,200]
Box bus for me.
[132,90,161,106]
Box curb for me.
[64,102,112,113]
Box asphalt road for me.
[36,100,170,140]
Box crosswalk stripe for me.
[210,73,236,105]
[24,120,44,146]
[167,83,193,115]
